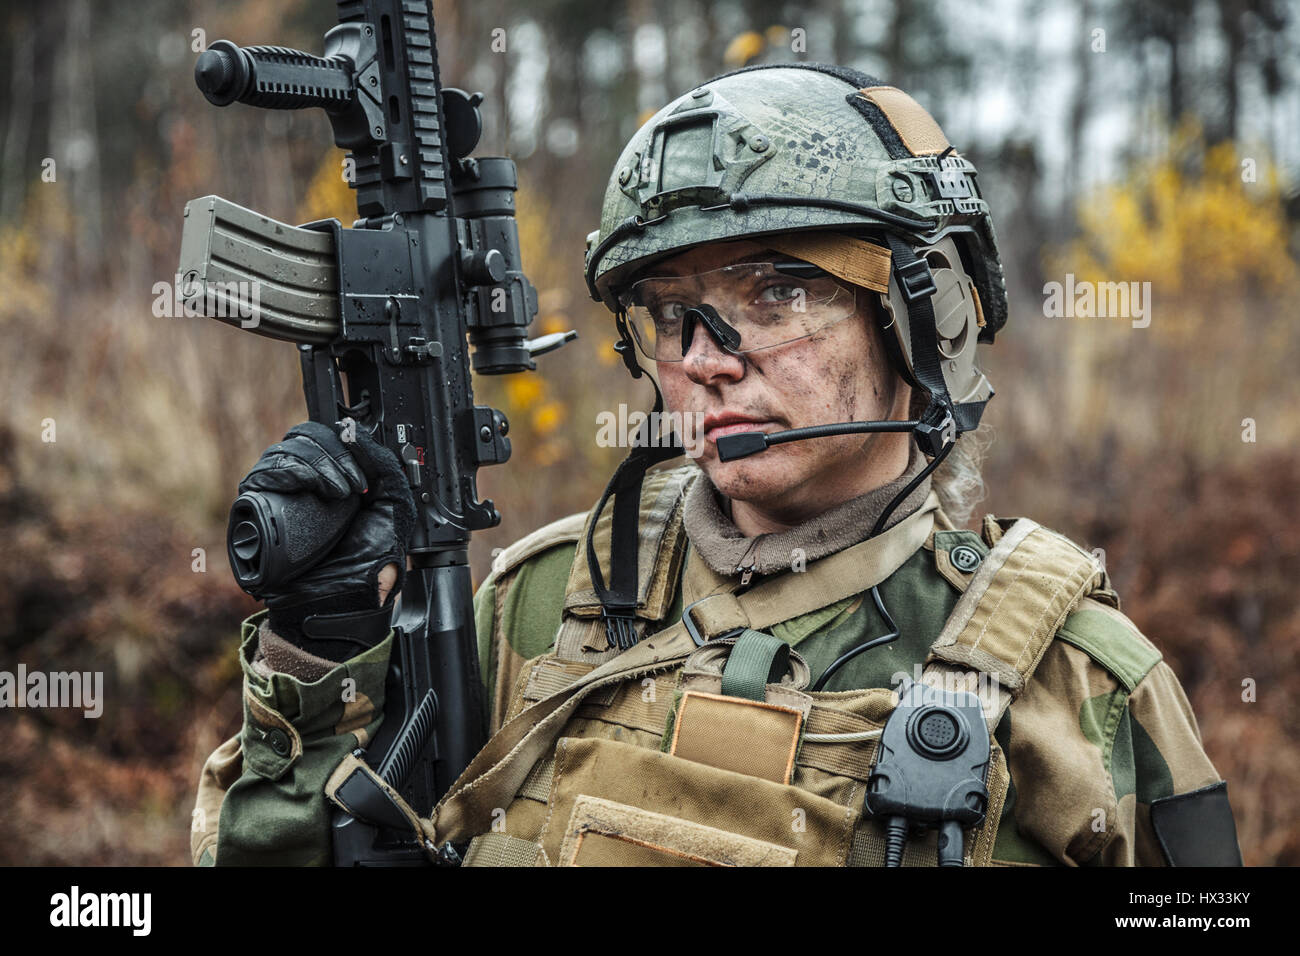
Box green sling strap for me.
[721,630,792,701]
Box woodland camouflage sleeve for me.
[1096,657,1239,865]
[192,542,567,866]
[191,611,391,866]
[996,599,1240,866]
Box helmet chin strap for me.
[588,274,962,650]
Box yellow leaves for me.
[1054,127,1297,317]
[0,229,44,321]
[0,191,69,324]
[1204,140,1242,181]
[596,334,622,366]
[506,374,566,445]
[724,31,765,67]
[1041,125,1300,457]
[765,26,791,48]
[505,376,544,410]
[539,313,570,336]
[722,24,797,68]
[531,400,565,435]
[532,441,565,467]
[296,150,355,224]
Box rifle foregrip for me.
[196,39,353,111]
[227,490,360,594]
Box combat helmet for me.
[585,62,1006,440]
[581,64,1009,648]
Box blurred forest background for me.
[0,0,1297,865]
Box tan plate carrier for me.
[336,471,1107,866]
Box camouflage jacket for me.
[193,465,1238,866]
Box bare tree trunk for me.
[885,0,906,85]
[50,0,104,275]
[699,0,719,78]
[1,16,36,225]
[1066,0,1093,210]
[1216,0,1243,144]
[830,0,853,66]
[657,0,677,96]
[497,0,511,156]
[1166,25,1184,125]
[433,0,462,81]
[627,0,663,117]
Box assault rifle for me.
[176,0,573,865]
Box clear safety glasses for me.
[618,260,860,363]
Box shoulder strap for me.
[679,493,939,639]
[579,444,688,649]
[564,463,696,621]
[922,517,1106,727]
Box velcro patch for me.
[857,86,950,156]
[669,691,803,784]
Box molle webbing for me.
[430,625,699,844]
[438,509,1105,863]
[924,517,1105,726]
[431,496,938,844]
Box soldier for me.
[194,64,1242,867]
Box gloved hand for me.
[235,420,417,658]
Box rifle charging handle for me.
[227,489,360,594]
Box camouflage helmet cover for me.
[584,63,1008,351]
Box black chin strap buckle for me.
[602,608,640,651]
[913,406,957,457]
[896,255,937,303]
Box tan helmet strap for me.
[764,234,892,294]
